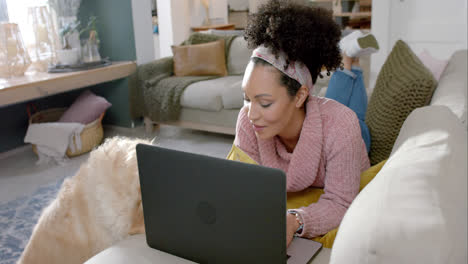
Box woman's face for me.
[242,61,304,140]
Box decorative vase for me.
[27,6,59,72]
[0,23,32,78]
[81,31,101,63]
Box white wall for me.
[171,0,192,47]
[249,0,269,13]
[156,0,174,58]
[131,0,155,64]
[370,0,468,91]
[229,0,249,11]
[189,0,228,29]
[156,0,228,58]
[210,0,228,23]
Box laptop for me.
[136,144,322,264]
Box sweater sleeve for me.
[295,108,364,238]
[233,107,261,163]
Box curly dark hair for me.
[244,0,342,86]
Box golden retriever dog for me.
[18,136,149,264]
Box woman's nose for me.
[247,103,260,121]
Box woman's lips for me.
[252,124,266,132]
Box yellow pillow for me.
[226,144,387,248]
[226,144,258,164]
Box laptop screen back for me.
[136,144,287,264]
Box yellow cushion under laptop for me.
[226,144,387,248]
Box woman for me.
[234,1,372,247]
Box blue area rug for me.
[0,176,67,264]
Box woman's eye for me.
[261,103,272,108]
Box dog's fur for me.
[18,137,149,264]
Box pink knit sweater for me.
[234,96,370,238]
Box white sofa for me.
[89,50,467,264]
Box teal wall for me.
[0,0,137,153]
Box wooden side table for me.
[191,23,236,32]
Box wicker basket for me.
[29,108,104,157]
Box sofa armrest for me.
[138,57,174,81]
[129,57,174,119]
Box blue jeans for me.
[325,66,371,153]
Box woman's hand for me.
[286,213,301,247]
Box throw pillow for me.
[226,144,387,249]
[365,40,437,165]
[227,37,253,75]
[58,90,111,124]
[330,106,467,264]
[417,49,448,81]
[181,32,237,63]
[171,39,228,77]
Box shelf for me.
[191,23,236,32]
[0,61,136,107]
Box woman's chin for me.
[255,130,274,140]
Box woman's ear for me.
[295,85,309,108]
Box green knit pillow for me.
[366,40,437,165]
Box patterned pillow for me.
[365,40,437,165]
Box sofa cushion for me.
[180,76,243,112]
[221,76,243,109]
[365,40,438,165]
[227,37,253,75]
[430,50,467,129]
[331,106,467,264]
[172,40,227,77]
